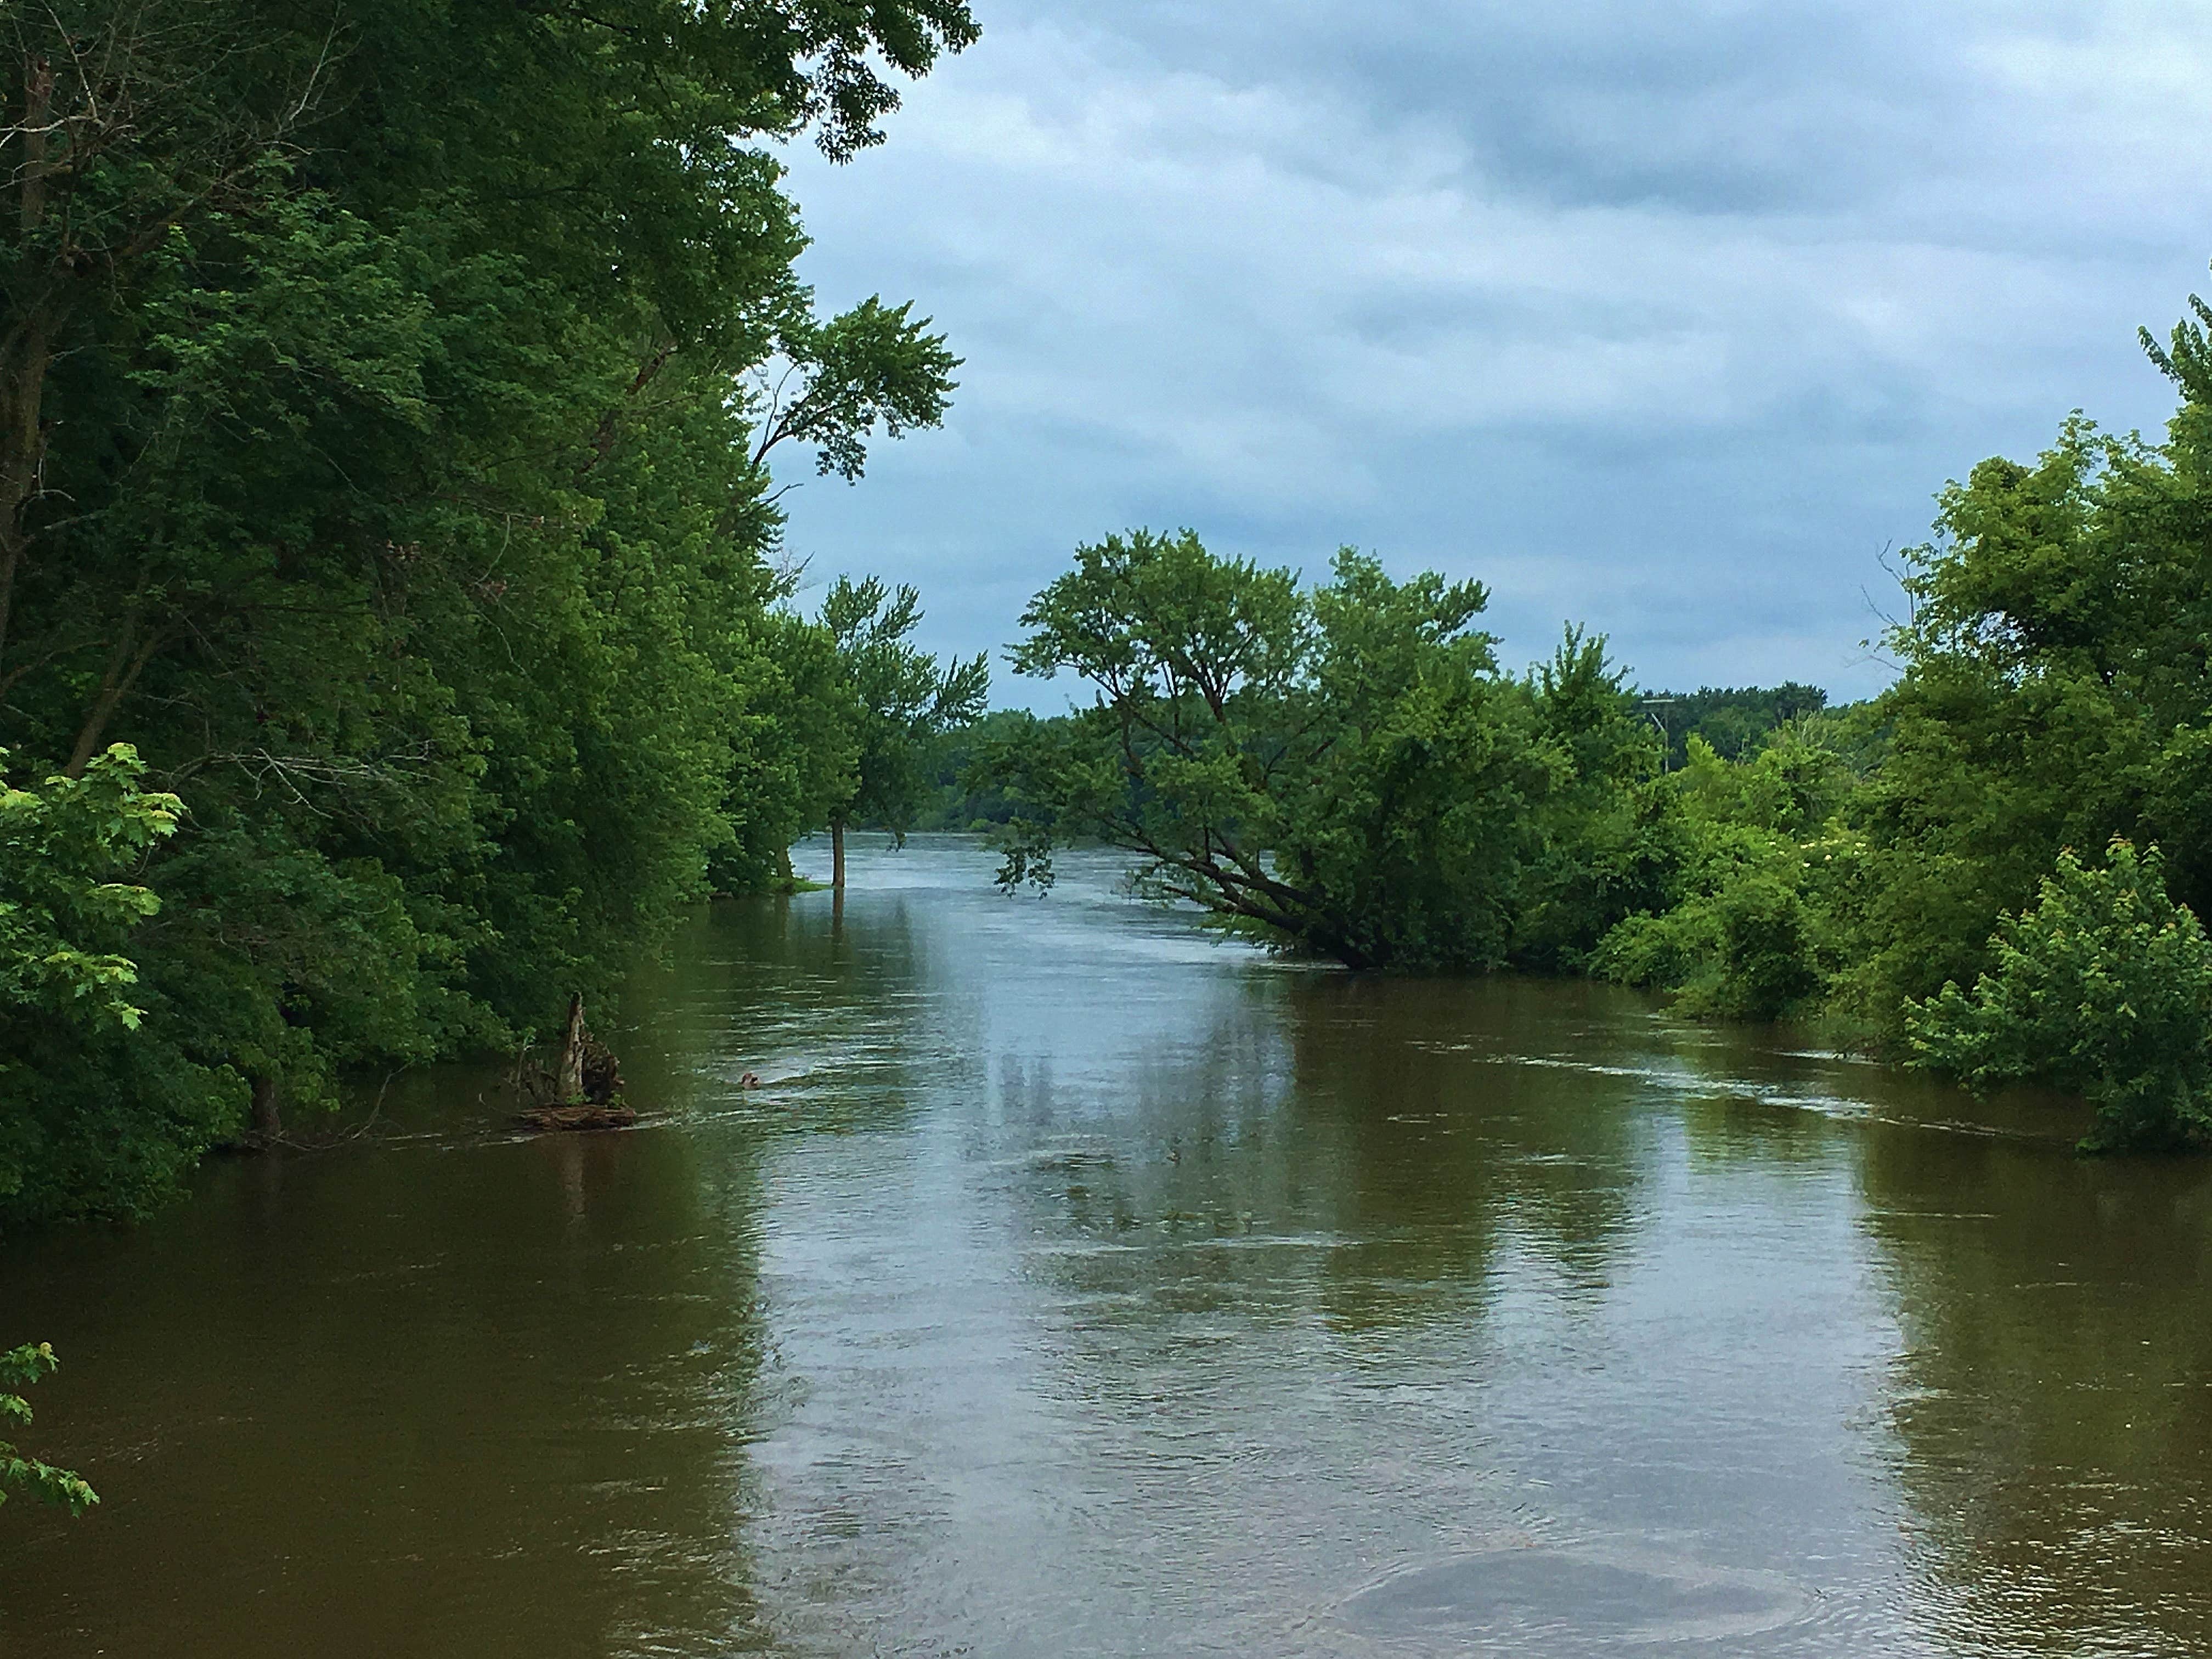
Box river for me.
[5,835,2211,1656]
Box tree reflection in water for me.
[1861,1124,2212,1656]
[16,838,2212,1658]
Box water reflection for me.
[1648,1017,2212,1657]
[0,1099,774,1656]
[1861,1128,2212,1656]
[7,834,2212,1657]
[1278,976,1647,1318]
[623,883,935,1131]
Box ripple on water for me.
[1334,1545,1811,1650]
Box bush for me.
[0,748,250,1226]
[1904,840,2212,1151]
[1593,731,1858,1019]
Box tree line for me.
[0,0,985,1232]
[11,0,2212,1262]
[980,281,2212,1152]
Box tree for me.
[748,297,961,486]
[1595,726,1864,1019]
[1840,398,2212,1039]
[713,606,861,894]
[1638,683,1830,768]
[1508,626,1671,970]
[818,574,986,888]
[0,0,980,1225]
[994,531,1558,969]
[1,0,340,686]
[0,745,178,1037]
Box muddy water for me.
[6,836,2212,1657]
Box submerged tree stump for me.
[554,993,586,1102]
[250,1073,283,1142]
[512,995,635,1131]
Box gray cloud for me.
[767,1,2212,703]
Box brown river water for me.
[6,834,2212,1657]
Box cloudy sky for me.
[769,1,2212,706]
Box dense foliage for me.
[988,531,1654,970]
[1643,684,1830,768]
[1905,843,2212,1151]
[0,0,980,1225]
[0,746,216,1217]
[989,274,2212,1150]
[909,709,1040,832]
[1593,728,1860,1020]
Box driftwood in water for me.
[517,1101,636,1132]
[512,995,634,1131]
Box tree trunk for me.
[555,994,586,1102]
[0,55,57,670]
[250,1073,281,1142]
[63,616,162,777]
[831,817,847,890]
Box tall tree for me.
[0,0,977,1226]
[818,574,986,888]
[994,531,1559,968]
[1,1,338,685]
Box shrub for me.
[1904,840,2212,1151]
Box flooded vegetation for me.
[6,838,2210,1657]
[10,7,2212,1652]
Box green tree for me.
[818,574,986,888]
[0,745,242,1225]
[748,297,962,485]
[995,530,1557,968]
[0,746,178,1036]
[1905,842,2212,1152]
[0,0,978,1224]
[1641,683,1830,768]
[1596,726,1864,1020]
[909,708,1044,831]
[1509,627,1671,970]
[1591,272,2212,1075]
[713,606,861,894]
[1841,282,2212,1039]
